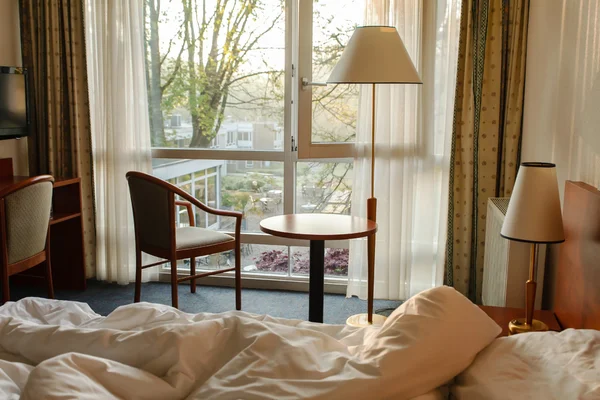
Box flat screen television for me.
[0,67,29,140]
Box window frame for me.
[296,0,356,160]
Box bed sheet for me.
[0,286,498,399]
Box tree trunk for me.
[184,0,202,148]
[190,124,213,148]
[190,113,213,148]
[143,2,152,133]
[148,0,165,146]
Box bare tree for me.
[145,0,186,146]
[179,0,284,147]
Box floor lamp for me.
[326,26,422,326]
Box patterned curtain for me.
[445,0,530,302]
[19,0,96,278]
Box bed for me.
[0,180,598,400]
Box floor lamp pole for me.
[367,83,377,324]
[345,83,385,327]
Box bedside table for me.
[479,305,562,337]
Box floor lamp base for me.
[346,313,387,327]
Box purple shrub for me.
[254,250,289,272]
[291,248,349,276]
[323,248,349,275]
[254,248,349,275]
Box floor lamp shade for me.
[326,26,422,84]
[501,162,565,244]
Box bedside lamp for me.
[501,162,565,334]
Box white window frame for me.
[296,0,355,160]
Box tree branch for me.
[225,70,279,87]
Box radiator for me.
[482,198,544,309]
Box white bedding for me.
[451,328,600,399]
[0,286,500,399]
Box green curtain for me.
[445,0,530,302]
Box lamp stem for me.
[371,83,375,199]
[525,243,538,326]
[366,83,377,324]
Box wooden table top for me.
[260,214,377,241]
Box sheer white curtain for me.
[84,1,154,284]
[347,0,461,300]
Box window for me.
[297,0,363,158]
[146,0,285,151]
[226,131,235,147]
[146,0,362,281]
[296,161,352,214]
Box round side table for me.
[260,214,377,323]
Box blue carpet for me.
[10,280,402,325]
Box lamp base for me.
[508,318,549,335]
[346,313,387,327]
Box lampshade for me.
[501,162,565,244]
[326,26,422,84]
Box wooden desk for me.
[479,305,562,337]
[260,214,377,323]
[0,174,86,291]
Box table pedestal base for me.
[309,240,325,323]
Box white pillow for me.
[451,328,600,399]
[352,286,501,399]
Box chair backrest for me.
[0,176,54,265]
[126,172,174,251]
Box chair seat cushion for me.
[176,227,234,250]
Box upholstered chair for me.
[126,171,242,309]
[0,175,55,304]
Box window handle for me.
[301,78,327,90]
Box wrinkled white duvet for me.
[0,287,499,399]
[451,328,600,399]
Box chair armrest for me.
[175,200,195,226]
[172,186,243,243]
[173,188,243,220]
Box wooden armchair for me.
[126,171,242,309]
[0,175,55,304]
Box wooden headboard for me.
[553,181,600,330]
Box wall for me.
[521,0,600,308]
[0,0,28,175]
